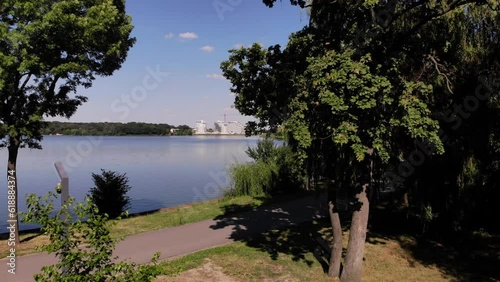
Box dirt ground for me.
[153,259,237,282]
[153,258,302,282]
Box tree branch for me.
[48,75,60,96]
[398,0,480,40]
[19,73,32,92]
[427,54,454,94]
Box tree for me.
[222,0,500,280]
[0,0,135,244]
[89,169,131,219]
[23,190,161,281]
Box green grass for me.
[0,195,269,258]
[158,241,336,282]
[110,195,269,239]
[154,220,459,282]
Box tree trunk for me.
[7,137,21,245]
[328,200,343,277]
[341,184,370,282]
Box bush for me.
[22,190,161,282]
[226,138,305,197]
[245,137,278,162]
[89,169,131,219]
[227,161,279,197]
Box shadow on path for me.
[211,196,500,281]
[210,193,328,267]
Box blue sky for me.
[48,0,308,127]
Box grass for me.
[154,220,457,282]
[0,195,269,258]
[157,242,336,282]
[3,192,498,281]
[110,195,268,239]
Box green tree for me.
[0,0,135,243]
[89,169,131,219]
[222,1,500,280]
[23,190,161,281]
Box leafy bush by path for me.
[89,169,131,219]
[22,190,161,282]
[227,138,305,197]
[227,161,279,197]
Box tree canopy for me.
[0,0,135,148]
[221,0,500,280]
[0,0,135,246]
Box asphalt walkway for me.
[0,194,326,282]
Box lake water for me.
[1,135,261,231]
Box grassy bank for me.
[155,219,498,282]
[153,222,448,282]
[0,195,271,258]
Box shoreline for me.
[0,197,224,237]
[0,191,313,237]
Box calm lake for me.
[1,135,261,231]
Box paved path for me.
[0,194,326,282]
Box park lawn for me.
[155,221,454,282]
[0,195,268,258]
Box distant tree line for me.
[42,121,192,136]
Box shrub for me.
[22,190,161,282]
[227,161,279,197]
[89,169,131,219]
[245,138,278,162]
[227,138,305,197]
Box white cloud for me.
[233,43,244,49]
[200,45,215,53]
[164,32,175,39]
[206,74,226,80]
[178,32,198,39]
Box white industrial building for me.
[195,119,244,135]
[214,120,228,134]
[195,120,207,134]
[227,121,244,134]
[213,120,244,134]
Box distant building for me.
[195,119,244,135]
[195,120,207,134]
[227,121,244,134]
[214,120,228,134]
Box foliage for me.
[173,125,193,136]
[227,138,304,197]
[245,137,280,162]
[0,195,269,258]
[222,0,500,233]
[0,0,135,148]
[89,169,131,219]
[227,161,278,197]
[41,121,193,136]
[22,190,161,282]
[0,0,135,246]
[223,0,500,279]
